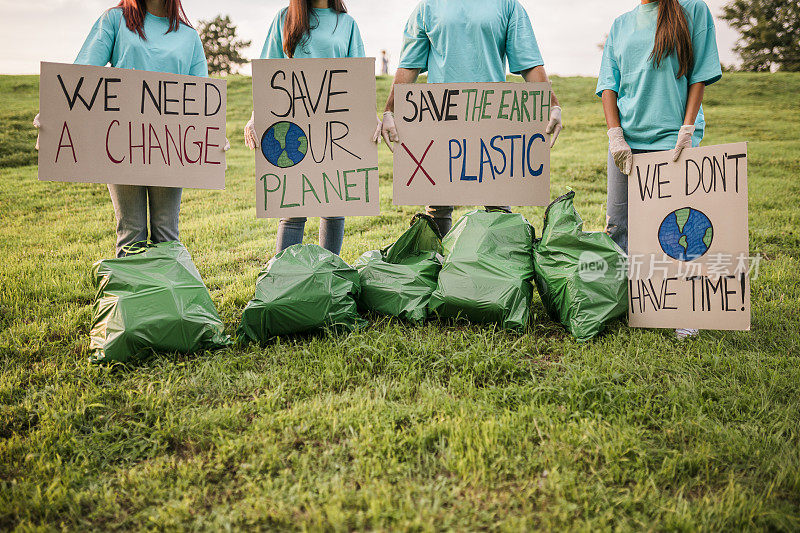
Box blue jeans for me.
[605,149,655,253]
[107,185,182,257]
[425,205,511,236]
[276,217,345,255]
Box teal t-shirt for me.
[261,8,365,59]
[397,0,544,83]
[75,8,208,76]
[596,0,722,150]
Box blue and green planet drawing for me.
[261,121,308,168]
[658,207,714,261]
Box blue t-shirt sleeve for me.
[505,1,544,74]
[348,19,366,58]
[188,31,208,77]
[75,9,120,66]
[261,10,286,59]
[688,1,722,86]
[398,2,430,72]
[596,28,621,97]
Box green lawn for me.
[1,72,799,530]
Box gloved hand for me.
[372,116,382,144]
[372,111,399,153]
[244,111,257,150]
[33,113,40,151]
[223,138,230,151]
[546,105,562,148]
[672,124,695,162]
[608,126,633,175]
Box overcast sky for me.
[0,0,739,76]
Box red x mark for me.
[402,141,435,186]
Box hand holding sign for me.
[546,105,563,148]
[244,112,257,150]
[33,113,41,151]
[374,111,399,152]
[672,124,695,162]
[608,127,633,175]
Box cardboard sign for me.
[252,58,379,218]
[37,62,227,189]
[392,82,551,207]
[627,142,750,330]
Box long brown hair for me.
[283,0,347,58]
[651,0,693,78]
[116,0,192,40]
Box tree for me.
[598,34,608,52]
[198,15,252,76]
[721,0,800,72]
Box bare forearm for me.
[684,82,705,125]
[601,90,622,129]
[522,66,559,107]
[383,68,420,113]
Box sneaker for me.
[676,328,699,340]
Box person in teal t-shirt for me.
[597,0,722,339]
[34,0,210,258]
[374,0,564,236]
[243,0,365,256]
[74,3,208,76]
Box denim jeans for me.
[275,217,345,255]
[425,205,511,236]
[107,185,182,257]
[605,149,655,253]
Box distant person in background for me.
[374,0,563,237]
[380,49,389,75]
[597,0,722,338]
[33,0,213,258]
[244,0,364,256]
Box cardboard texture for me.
[392,82,551,207]
[627,142,750,330]
[38,62,227,189]
[252,58,379,218]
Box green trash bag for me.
[533,191,628,341]
[237,244,366,343]
[354,214,443,324]
[428,209,535,332]
[90,241,231,363]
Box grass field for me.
[1,72,799,530]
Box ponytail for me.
[651,0,693,79]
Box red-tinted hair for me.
[283,0,347,58]
[116,0,192,40]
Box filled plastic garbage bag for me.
[89,241,231,363]
[533,191,628,341]
[237,244,365,343]
[428,209,535,332]
[354,214,443,324]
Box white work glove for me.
[608,126,633,175]
[372,116,382,144]
[672,124,695,162]
[223,138,230,151]
[372,111,399,153]
[244,111,257,150]
[546,105,562,148]
[33,113,40,151]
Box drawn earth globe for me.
[261,121,308,168]
[657,207,714,262]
